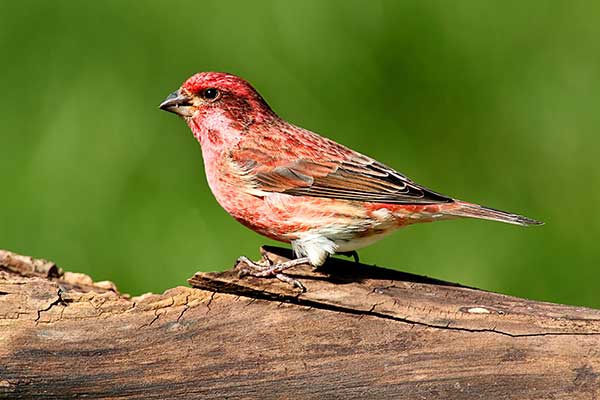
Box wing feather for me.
[233,133,453,205]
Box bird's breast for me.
[200,149,452,244]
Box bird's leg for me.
[236,255,272,270]
[236,256,309,291]
[338,250,360,263]
[246,257,310,276]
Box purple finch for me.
[160,72,542,289]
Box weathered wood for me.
[1,247,599,399]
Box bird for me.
[159,72,542,290]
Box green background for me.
[1,1,598,307]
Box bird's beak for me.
[159,90,193,117]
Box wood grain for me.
[1,247,599,399]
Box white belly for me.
[292,223,400,266]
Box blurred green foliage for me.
[1,1,598,307]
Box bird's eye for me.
[201,88,220,101]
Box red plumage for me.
[160,72,541,286]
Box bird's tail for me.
[445,201,543,226]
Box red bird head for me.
[160,72,275,146]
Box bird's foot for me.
[236,255,309,292]
[338,250,360,263]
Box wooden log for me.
[0,247,599,399]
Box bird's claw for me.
[339,250,360,263]
[235,255,309,291]
[275,273,306,292]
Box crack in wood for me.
[34,288,66,324]
[139,309,162,329]
[205,291,216,312]
[2,247,600,398]
[187,247,600,339]
[175,294,191,323]
[198,283,600,338]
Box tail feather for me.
[447,201,543,226]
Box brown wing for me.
[235,147,453,205]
